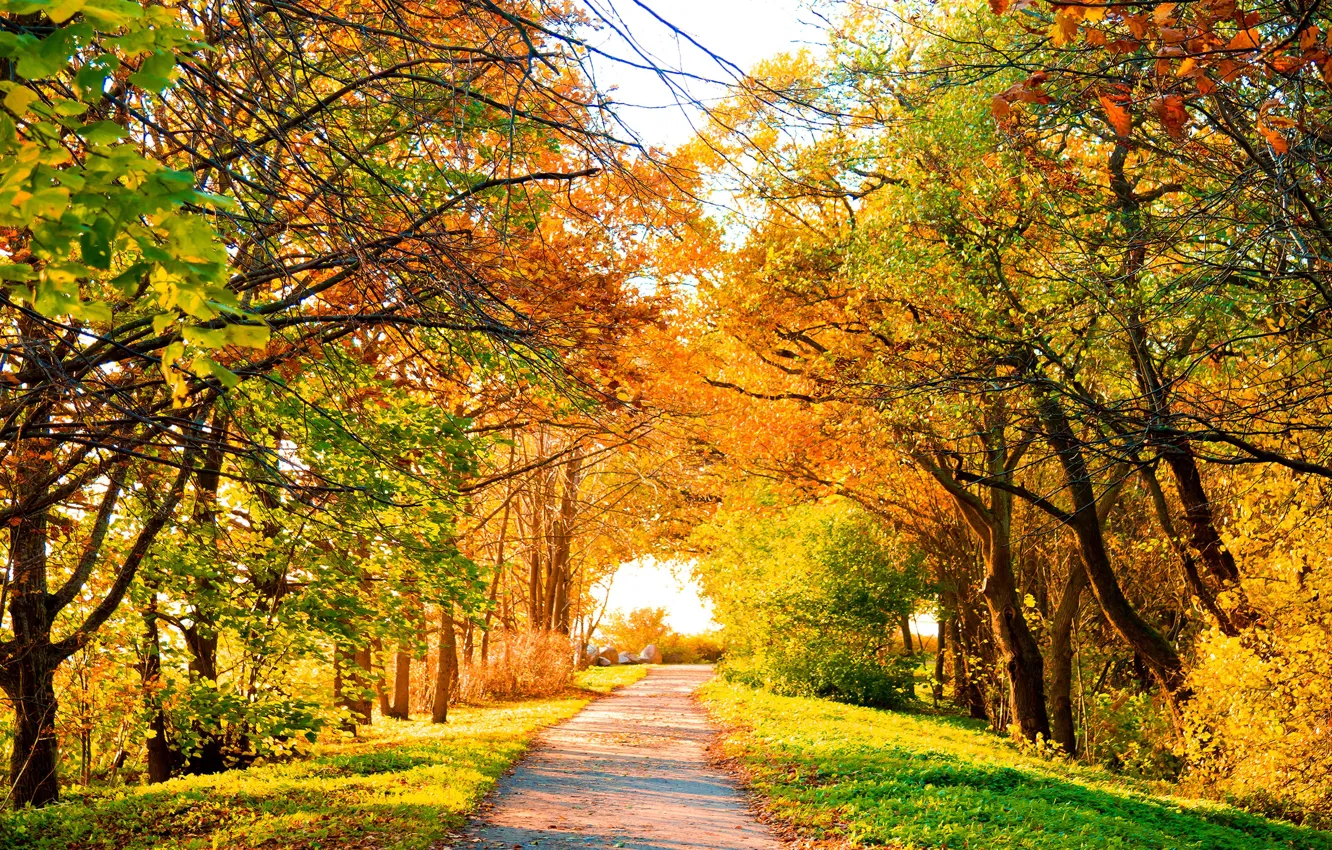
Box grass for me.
[701,680,1332,850]
[1,665,647,850]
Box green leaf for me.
[0,263,34,282]
[79,215,115,269]
[128,50,175,93]
[76,120,127,145]
[74,55,120,102]
[66,297,112,324]
[191,356,240,389]
[82,0,143,27]
[109,262,149,296]
[52,98,87,117]
[22,186,70,219]
[14,23,91,81]
[183,324,228,348]
[45,0,88,24]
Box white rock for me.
[639,644,663,664]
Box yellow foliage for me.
[1186,471,1332,819]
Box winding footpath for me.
[455,665,781,850]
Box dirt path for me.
[455,665,780,850]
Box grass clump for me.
[574,662,648,693]
[1,667,639,850]
[701,680,1332,850]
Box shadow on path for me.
[456,665,779,850]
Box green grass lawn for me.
[1,666,646,850]
[701,680,1332,850]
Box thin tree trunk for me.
[932,617,946,704]
[1047,559,1087,755]
[140,601,176,784]
[899,613,915,655]
[334,642,372,731]
[371,637,392,718]
[1139,464,1237,635]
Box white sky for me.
[583,0,824,150]
[602,557,718,634]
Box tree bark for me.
[140,601,177,784]
[432,607,457,724]
[334,642,372,731]
[391,649,411,720]
[899,613,915,654]
[1047,559,1087,755]
[2,441,189,808]
[922,449,1051,742]
[932,617,946,703]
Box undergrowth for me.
[0,666,644,850]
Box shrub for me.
[693,493,928,709]
[457,631,573,702]
[722,649,915,708]
[1183,473,1332,823]
[661,632,725,664]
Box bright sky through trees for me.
[602,558,717,634]
[585,0,818,148]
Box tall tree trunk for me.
[1139,464,1238,635]
[1047,559,1087,755]
[181,418,226,775]
[549,452,581,635]
[140,601,177,784]
[932,617,946,703]
[979,534,1051,741]
[1,438,190,808]
[371,637,392,718]
[923,446,1047,739]
[2,484,62,807]
[334,642,372,731]
[432,607,457,723]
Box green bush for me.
[723,649,915,708]
[693,492,927,709]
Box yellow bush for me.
[457,631,573,703]
[1185,472,1332,821]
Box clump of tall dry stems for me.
[457,631,574,703]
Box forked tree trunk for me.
[920,430,1051,742]
[140,602,177,784]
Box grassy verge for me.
[575,663,647,693]
[701,680,1332,850]
[1,666,646,850]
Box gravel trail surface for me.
[456,665,780,850]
